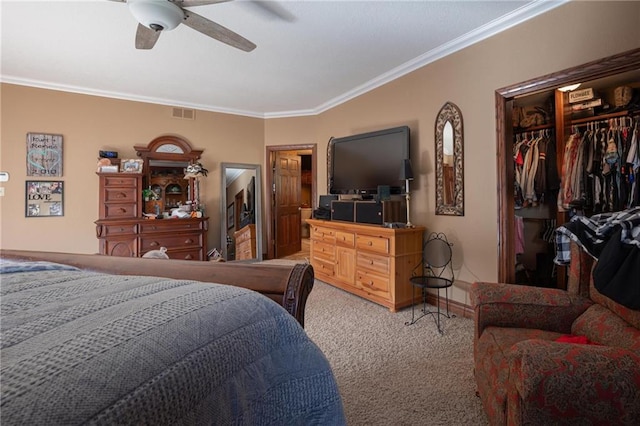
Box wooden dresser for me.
[307,219,424,312]
[234,224,257,260]
[96,172,208,260]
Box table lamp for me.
[399,159,414,227]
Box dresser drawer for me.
[102,175,139,187]
[140,233,202,251]
[356,270,390,297]
[312,226,336,243]
[356,234,390,254]
[335,231,355,247]
[103,187,137,203]
[103,203,137,219]
[312,240,335,261]
[234,225,256,244]
[100,223,138,236]
[313,257,335,277]
[236,239,256,260]
[139,220,204,233]
[357,252,390,275]
[162,248,204,261]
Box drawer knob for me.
[367,241,373,246]
[185,254,193,260]
[150,241,159,247]
[184,238,194,244]
[116,192,126,198]
[119,208,127,213]
[369,260,374,265]
[120,228,124,232]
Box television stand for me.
[307,219,425,312]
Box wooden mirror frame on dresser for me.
[95,135,209,261]
[495,48,640,286]
[134,135,204,210]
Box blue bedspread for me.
[0,260,345,425]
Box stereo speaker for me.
[355,200,406,225]
[319,194,338,209]
[331,200,355,222]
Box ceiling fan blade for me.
[175,0,231,6]
[183,10,256,52]
[135,23,161,49]
[246,1,295,22]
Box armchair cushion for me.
[572,304,640,354]
[506,340,640,425]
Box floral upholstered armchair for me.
[471,240,640,425]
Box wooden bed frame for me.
[0,250,314,328]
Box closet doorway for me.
[265,144,317,259]
[495,48,640,286]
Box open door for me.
[274,152,302,258]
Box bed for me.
[0,250,346,425]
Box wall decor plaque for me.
[26,133,63,177]
[25,180,64,217]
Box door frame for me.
[265,144,317,259]
[495,48,640,283]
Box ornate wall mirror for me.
[220,163,263,261]
[135,135,204,215]
[435,102,464,216]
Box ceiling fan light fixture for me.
[128,0,184,32]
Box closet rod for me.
[570,109,635,125]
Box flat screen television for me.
[329,125,410,196]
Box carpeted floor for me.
[304,280,488,426]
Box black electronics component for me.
[99,150,118,158]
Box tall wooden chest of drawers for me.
[96,172,208,260]
[233,224,257,260]
[307,219,424,312]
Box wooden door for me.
[274,152,302,257]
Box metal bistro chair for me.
[405,232,455,333]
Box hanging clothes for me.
[558,116,639,214]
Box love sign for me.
[26,133,63,177]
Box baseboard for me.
[425,293,474,319]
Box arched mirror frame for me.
[435,102,464,216]
[220,162,263,262]
[134,135,203,207]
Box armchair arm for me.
[471,282,593,339]
[506,340,640,425]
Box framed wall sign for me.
[26,133,63,177]
[25,181,64,217]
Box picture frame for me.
[25,181,64,217]
[227,202,235,230]
[26,133,63,177]
[100,165,119,173]
[120,159,143,173]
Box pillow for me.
[142,247,169,259]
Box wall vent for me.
[171,107,196,120]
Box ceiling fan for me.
[110,0,256,51]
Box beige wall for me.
[0,86,263,253]
[1,1,638,305]
[264,0,640,306]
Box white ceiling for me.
[1,0,566,118]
